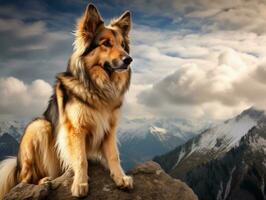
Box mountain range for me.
[1,107,266,199]
[185,121,266,200]
[117,117,208,169]
[154,107,266,200]
[0,117,207,170]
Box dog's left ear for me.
[74,4,104,55]
[111,11,131,35]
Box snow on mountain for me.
[184,119,266,200]
[118,117,209,170]
[154,107,266,177]
[0,120,26,140]
[149,126,167,141]
[195,112,258,153]
[118,117,208,142]
[0,117,209,170]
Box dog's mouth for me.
[103,61,129,74]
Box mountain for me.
[154,107,265,178]
[0,133,19,160]
[0,120,25,140]
[185,119,266,200]
[118,118,208,170]
[0,117,208,170]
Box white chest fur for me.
[66,101,111,153]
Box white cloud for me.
[126,23,266,120]
[1,0,266,122]
[0,77,52,120]
[137,48,266,120]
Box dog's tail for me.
[0,157,18,199]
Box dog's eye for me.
[102,40,112,47]
[121,41,126,49]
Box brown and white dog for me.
[0,4,133,198]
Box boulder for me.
[4,161,198,200]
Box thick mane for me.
[59,7,132,109]
[57,66,130,108]
[56,71,112,105]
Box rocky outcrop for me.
[4,161,198,200]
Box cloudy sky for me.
[1,0,266,122]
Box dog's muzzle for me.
[122,56,133,67]
[104,56,133,73]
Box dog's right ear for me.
[82,4,103,35]
[74,4,104,54]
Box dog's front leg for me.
[102,126,133,189]
[69,131,89,197]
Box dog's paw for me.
[38,177,52,185]
[113,175,133,190]
[71,181,89,197]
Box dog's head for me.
[72,4,132,74]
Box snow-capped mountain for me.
[0,120,26,140]
[185,119,266,200]
[0,117,209,169]
[118,117,209,170]
[154,107,266,178]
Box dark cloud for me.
[1,0,266,121]
[115,0,266,33]
[0,17,72,83]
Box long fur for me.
[0,4,133,198]
[0,157,17,199]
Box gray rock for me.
[4,161,198,200]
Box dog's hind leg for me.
[18,119,60,184]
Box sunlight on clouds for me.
[130,24,266,120]
[0,77,52,120]
[1,0,266,121]
[122,84,153,120]
[138,48,266,120]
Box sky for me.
[0,0,266,122]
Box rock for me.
[4,161,198,200]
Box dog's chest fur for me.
[66,99,113,151]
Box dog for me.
[0,3,133,198]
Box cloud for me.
[138,49,266,120]
[1,0,266,122]
[122,22,266,120]
[117,0,266,34]
[0,16,73,84]
[0,77,52,120]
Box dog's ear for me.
[82,4,103,35]
[75,4,103,54]
[111,11,131,35]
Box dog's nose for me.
[122,56,133,65]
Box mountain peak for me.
[154,107,266,177]
[237,107,265,121]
